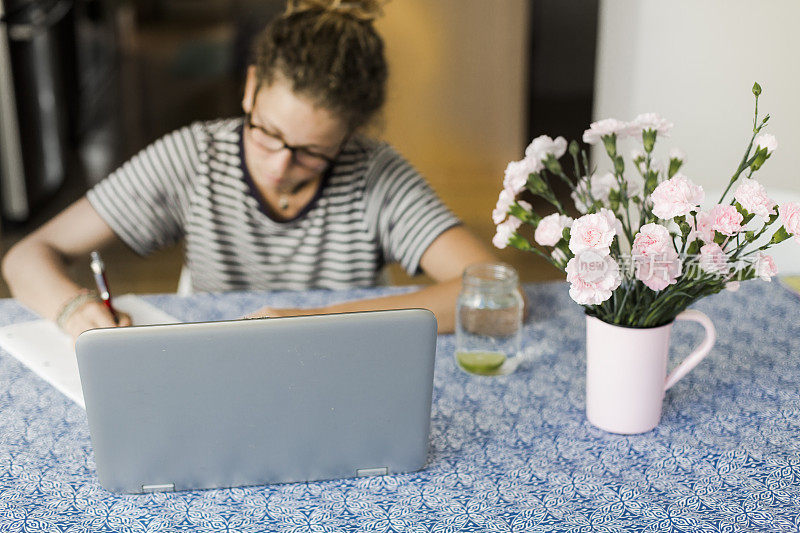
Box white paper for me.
[0,294,179,408]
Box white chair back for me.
[176,266,193,296]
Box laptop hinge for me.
[357,467,388,477]
[142,483,175,493]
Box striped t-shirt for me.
[87,118,461,292]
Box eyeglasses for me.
[245,112,339,171]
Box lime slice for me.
[456,351,507,375]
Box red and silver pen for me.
[90,251,118,323]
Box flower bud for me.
[609,189,620,212]
[614,156,625,175]
[508,234,532,251]
[526,173,549,195]
[509,202,538,224]
[569,140,580,158]
[668,158,683,178]
[544,155,563,174]
[642,130,657,153]
[602,135,617,158]
[750,147,769,171]
[644,174,659,195]
[752,82,762,97]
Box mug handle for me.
[664,309,716,391]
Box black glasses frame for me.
[244,111,341,170]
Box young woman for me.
[2,0,497,340]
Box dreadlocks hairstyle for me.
[253,0,389,131]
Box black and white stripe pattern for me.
[87,118,460,292]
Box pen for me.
[90,251,118,324]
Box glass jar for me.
[455,263,524,376]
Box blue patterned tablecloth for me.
[1,281,799,532]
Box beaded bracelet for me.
[55,289,101,330]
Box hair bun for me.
[286,0,387,22]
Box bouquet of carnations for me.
[492,83,799,327]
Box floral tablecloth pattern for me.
[1,282,799,532]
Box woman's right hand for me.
[61,300,132,342]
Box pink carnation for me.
[650,173,705,219]
[589,172,618,203]
[582,118,628,145]
[492,217,522,249]
[571,176,592,213]
[632,223,674,257]
[699,243,730,275]
[493,190,516,224]
[688,211,715,244]
[503,158,542,195]
[566,253,622,305]
[708,204,743,237]
[754,252,778,281]
[551,248,568,266]
[733,178,776,219]
[726,281,740,292]
[669,148,686,162]
[635,254,681,291]
[755,133,778,154]
[568,212,617,256]
[534,213,573,247]
[779,202,800,243]
[632,223,681,291]
[525,135,567,161]
[599,208,624,239]
[627,113,673,137]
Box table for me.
[1,282,799,532]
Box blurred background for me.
[0,0,798,298]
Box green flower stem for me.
[680,213,698,255]
[717,122,766,204]
[729,220,774,261]
[638,277,724,327]
[622,206,636,246]
[738,242,773,258]
[642,292,691,327]
[611,169,637,244]
[753,89,760,131]
[581,150,593,183]
[570,150,584,181]
[526,173,565,213]
[547,159,575,189]
[613,281,634,324]
[640,154,655,225]
[514,241,562,270]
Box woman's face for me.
[242,69,349,194]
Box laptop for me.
[75,309,437,494]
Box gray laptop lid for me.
[75,309,437,494]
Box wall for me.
[376,0,530,193]
[374,0,538,280]
[594,0,800,195]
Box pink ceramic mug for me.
[585,310,716,434]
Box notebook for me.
[75,309,438,493]
[0,294,179,408]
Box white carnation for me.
[754,133,777,154]
[582,118,628,145]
